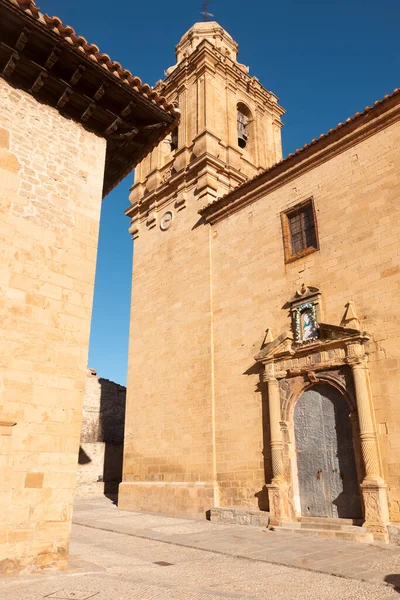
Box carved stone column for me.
[263,363,289,525]
[347,345,389,540]
[266,376,285,482]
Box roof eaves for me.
[104,112,180,196]
[199,87,400,219]
[9,0,176,118]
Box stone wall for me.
[77,443,124,496]
[119,192,216,516]
[120,21,284,518]
[210,119,400,518]
[210,507,270,527]
[77,370,126,495]
[122,75,400,525]
[0,79,106,574]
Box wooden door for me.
[294,384,361,519]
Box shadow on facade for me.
[78,446,92,465]
[258,375,272,511]
[330,386,363,519]
[77,372,126,503]
[99,377,126,502]
[244,363,271,512]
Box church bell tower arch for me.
[127,20,285,236]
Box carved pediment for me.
[319,322,363,340]
[255,289,369,369]
[288,284,321,306]
[255,331,294,362]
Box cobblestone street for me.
[1,497,400,599]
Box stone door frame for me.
[283,375,363,519]
[255,323,390,540]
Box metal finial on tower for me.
[201,0,214,21]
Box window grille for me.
[281,199,319,263]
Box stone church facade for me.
[120,21,400,542]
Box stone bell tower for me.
[119,22,285,516]
[128,21,284,220]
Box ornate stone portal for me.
[255,286,390,540]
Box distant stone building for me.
[120,21,400,543]
[0,0,178,575]
[77,369,126,496]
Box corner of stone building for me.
[0,79,107,575]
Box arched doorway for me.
[293,383,361,519]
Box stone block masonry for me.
[120,21,284,518]
[210,507,270,527]
[121,21,400,536]
[209,118,400,523]
[77,369,126,495]
[0,79,106,574]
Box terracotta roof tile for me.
[10,0,175,115]
[200,87,400,216]
[16,0,39,17]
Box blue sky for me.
[38,0,399,385]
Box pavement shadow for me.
[385,574,400,592]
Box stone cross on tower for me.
[201,0,214,21]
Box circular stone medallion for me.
[160,211,173,231]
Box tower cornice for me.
[156,40,284,117]
[126,150,249,222]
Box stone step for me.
[271,521,373,543]
[279,519,362,532]
[300,522,364,533]
[298,516,363,526]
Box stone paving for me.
[0,496,399,599]
[72,496,400,585]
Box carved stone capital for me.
[262,362,276,381]
[345,340,366,360]
[263,375,278,387]
[345,355,368,368]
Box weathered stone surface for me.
[77,442,123,496]
[24,473,44,489]
[210,507,270,527]
[119,482,215,517]
[80,369,126,445]
[388,524,400,545]
[0,79,106,574]
[77,370,126,495]
[0,128,10,149]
